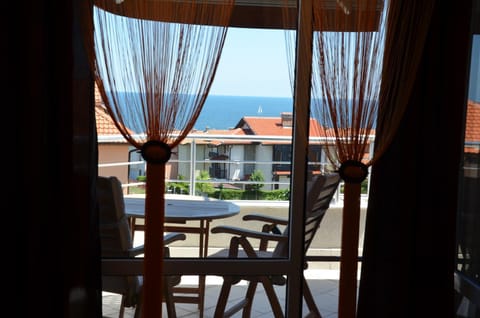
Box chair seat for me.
[210,248,287,285]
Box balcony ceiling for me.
[95,0,383,31]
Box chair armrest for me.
[126,233,185,258]
[243,213,288,226]
[211,225,287,243]
[128,245,144,257]
[164,232,186,245]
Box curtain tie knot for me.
[339,160,368,183]
[141,140,171,164]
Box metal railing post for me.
[189,138,197,196]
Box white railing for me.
[98,133,375,200]
[103,161,344,196]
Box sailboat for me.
[257,105,263,114]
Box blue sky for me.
[212,30,480,101]
[469,35,480,102]
[209,27,293,98]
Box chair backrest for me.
[97,175,134,257]
[272,173,341,258]
[97,176,141,303]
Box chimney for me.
[281,112,293,128]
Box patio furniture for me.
[97,176,186,318]
[209,172,341,317]
[124,194,240,317]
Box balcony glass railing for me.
[98,133,374,201]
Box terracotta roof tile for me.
[96,105,120,136]
[183,128,249,145]
[465,99,480,153]
[200,128,246,136]
[465,100,480,142]
[235,115,326,137]
[95,85,133,140]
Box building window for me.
[273,144,292,173]
[244,144,256,177]
[208,146,228,179]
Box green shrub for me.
[242,190,263,200]
[195,170,215,196]
[263,189,290,200]
[167,175,189,194]
[128,186,146,195]
[213,189,244,200]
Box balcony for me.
[98,133,368,318]
[102,245,347,318]
[100,197,364,317]
[102,199,363,318]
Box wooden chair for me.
[97,175,185,318]
[209,173,341,318]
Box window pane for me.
[455,34,480,317]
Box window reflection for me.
[455,34,480,317]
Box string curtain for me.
[283,1,436,317]
[80,1,233,317]
[311,2,387,317]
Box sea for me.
[194,95,293,131]
[110,92,372,131]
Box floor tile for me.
[102,269,341,317]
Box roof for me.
[193,128,246,137]
[235,115,326,137]
[465,99,480,154]
[465,100,480,142]
[95,85,133,142]
[182,113,333,146]
[96,105,121,136]
[233,113,371,145]
[182,128,248,145]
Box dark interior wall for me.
[18,0,100,317]
[15,0,474,317]
[357,1,472,317]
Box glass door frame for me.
[101,0,315,316]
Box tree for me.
[248,169,265,199]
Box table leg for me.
[199,220,205,258]
[198,220,210,318]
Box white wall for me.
[255,144,273,189]
[229,145,244,180]
[177,143,191,179]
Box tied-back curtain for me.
[282,1,436,317]
[82,1,233,317]
[311,2,387,317]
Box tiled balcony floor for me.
[102,266,343,318]
[103,232,358,318]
